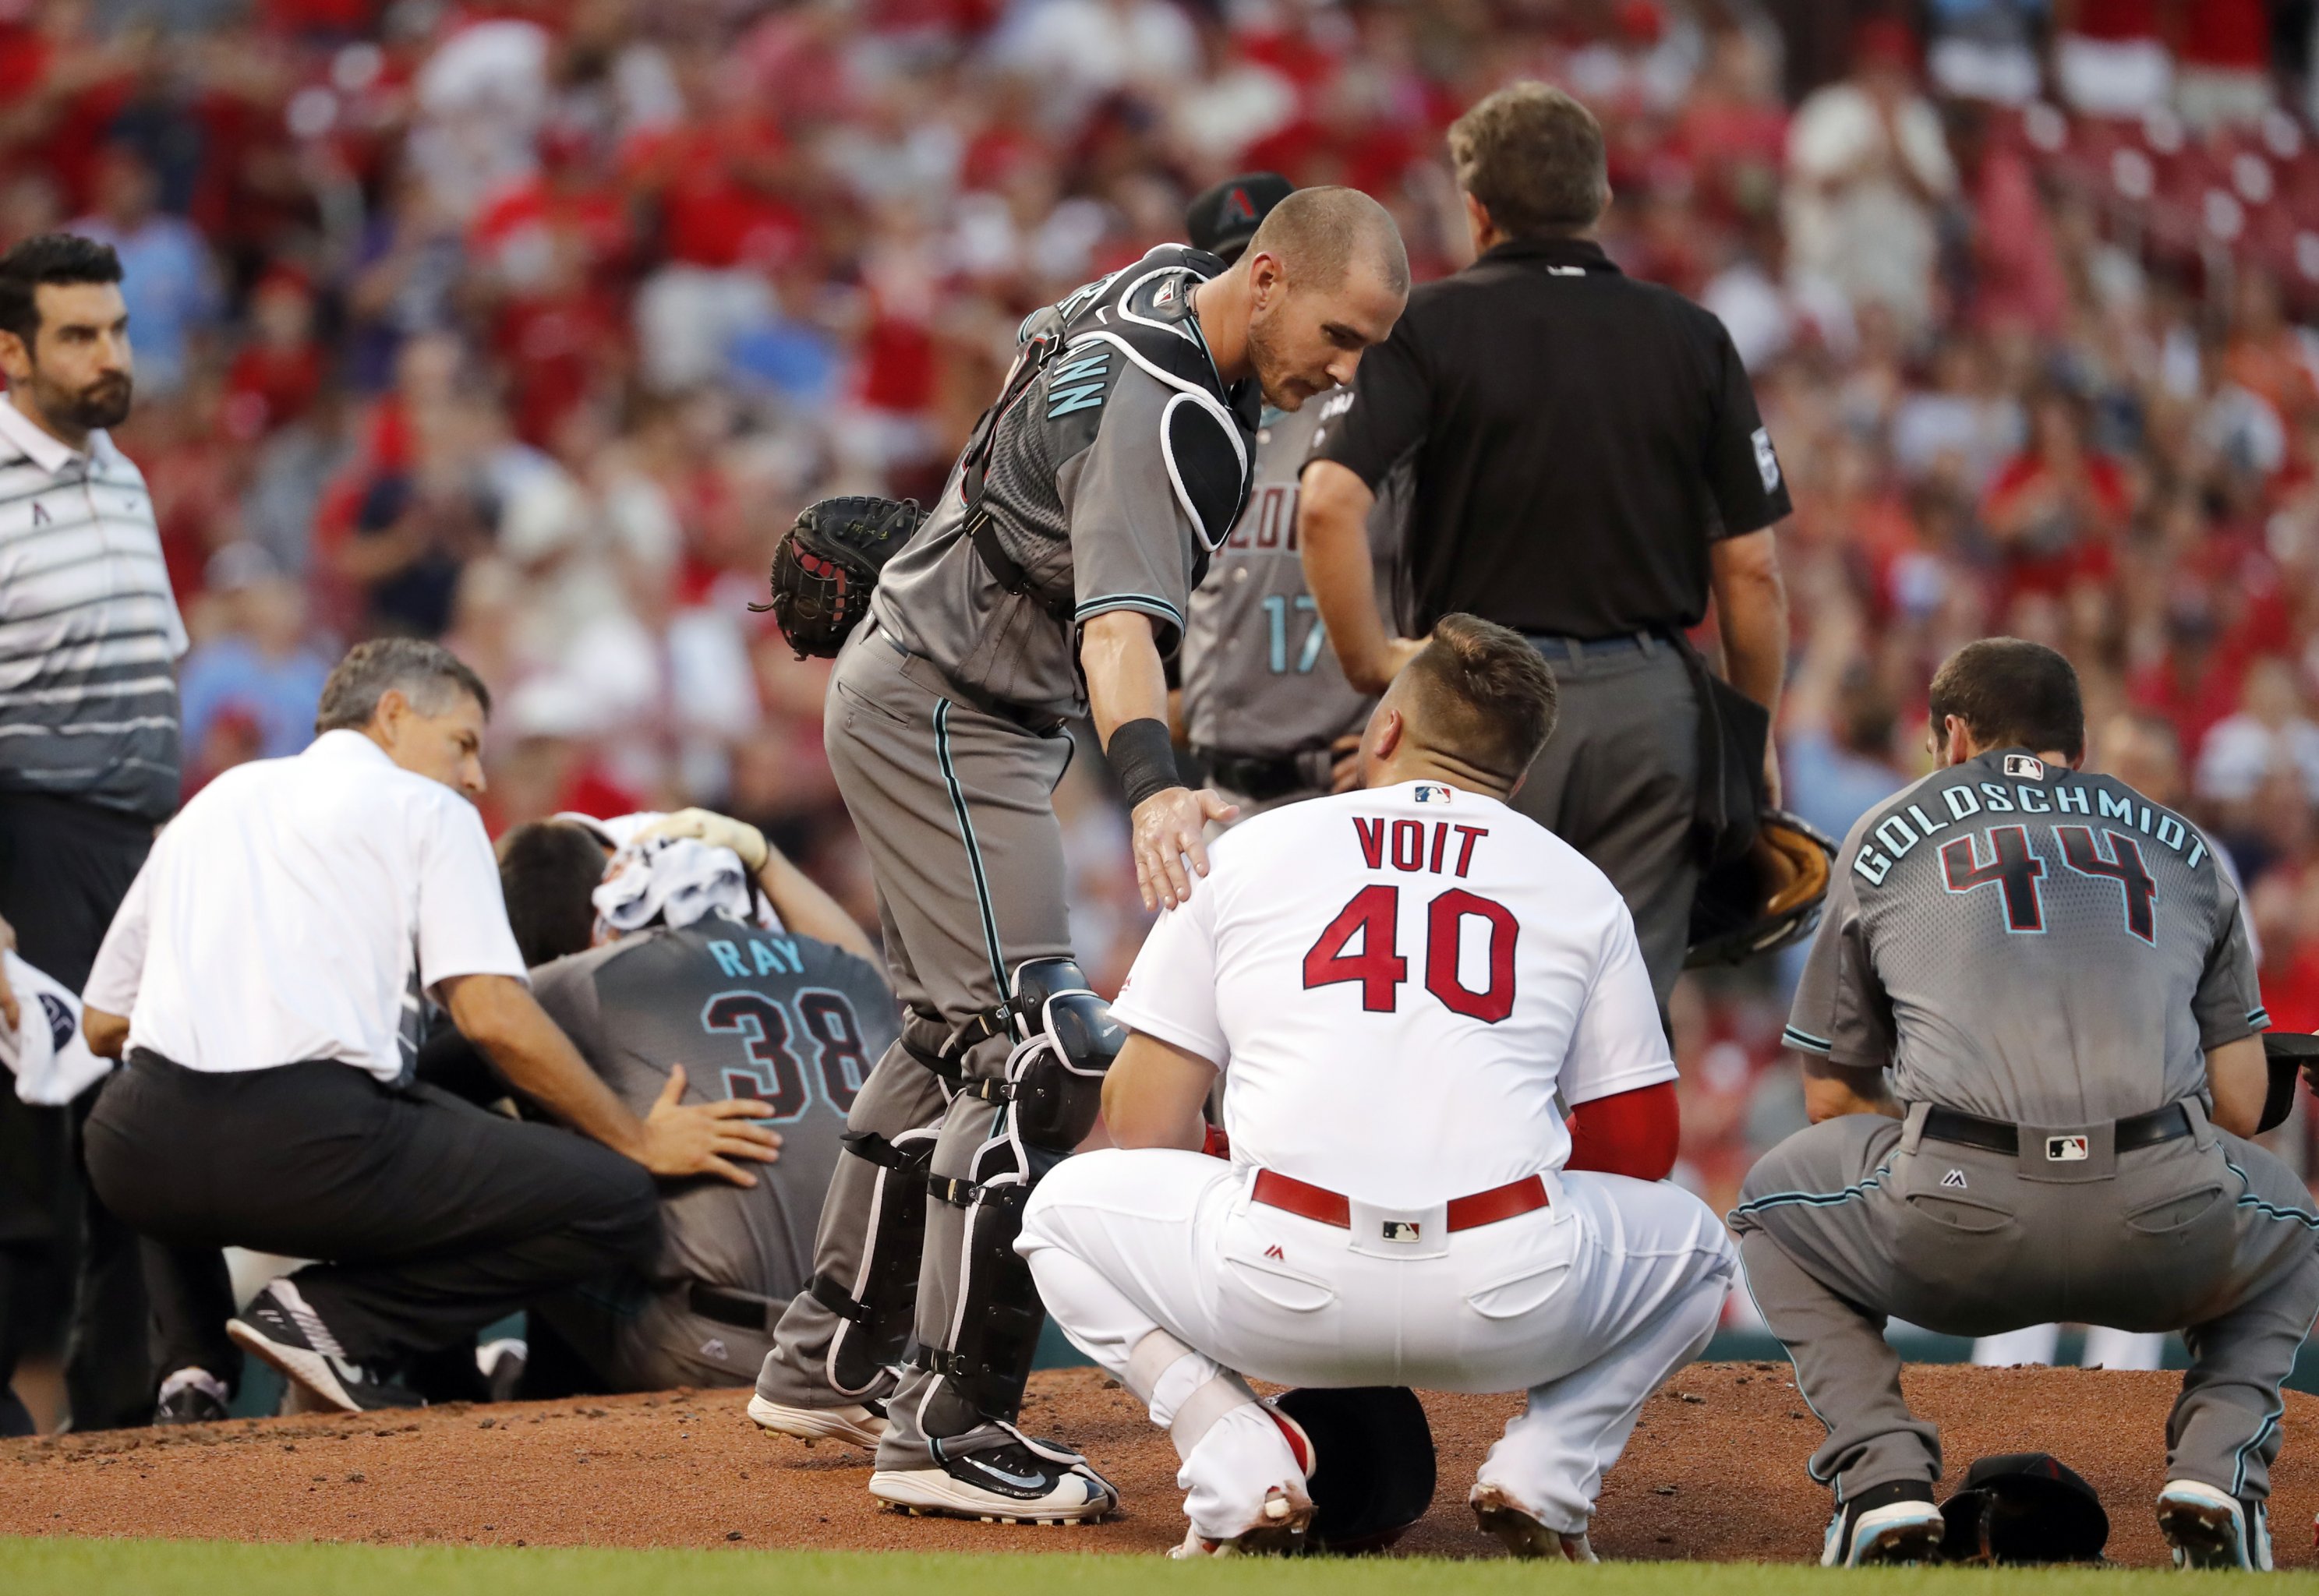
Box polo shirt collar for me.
[0,394,86,475]
[307,729,394,767]
[1476,235,1623,277]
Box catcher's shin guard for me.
[926,959,1124,1418]
[817,1127,939,1397]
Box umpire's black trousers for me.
[86,1051,659,1379]
[0,791,155,1432]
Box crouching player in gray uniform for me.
[490,810,896,1392]
[748,190,1411,1524]
[1178,176,1409,822]
[1733,639,2319,1570]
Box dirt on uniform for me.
[2,1364,2311,1564]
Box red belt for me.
[1251,1169,1550,1233]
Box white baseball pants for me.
[1018,1149,1737,1537]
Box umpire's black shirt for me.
[1311,235,1791,638]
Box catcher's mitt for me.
[1685,808,1837,968]
[754,496,923,659]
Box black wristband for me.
[1106,718,1182,810]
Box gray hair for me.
[315,638,492,734]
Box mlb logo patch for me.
[2045,1135,2090,1163]
[2004,754,2046,779]
[1412,784,1452,804]
[1381,1220,1422,1243]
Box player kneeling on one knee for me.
[1734,638,2319,1571]
[1018,615,1737,1559]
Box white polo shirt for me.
[1111,780,1675,1209]
[83,729,527,1081]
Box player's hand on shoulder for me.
[1329,733,1363,794]
[638,807,770,871]
[1130,786,1237,912]
[639,1064,781,1187]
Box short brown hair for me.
[1246,185,1410,298]
[497,820,611,966]
[1448,83,1608,239]
[316,637,491,734]
[1928,638,2084,763]
[1402,614,1560,778]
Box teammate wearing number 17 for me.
[1020,616,1738,1557]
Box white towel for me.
[592,835,765,937]
[0,952,112,1106]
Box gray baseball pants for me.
[756,621,1076,1469]
[1511,638,1699,1012]
[1732,1101,2319,1504]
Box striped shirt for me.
[0,398,186,821]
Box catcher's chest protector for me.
[964,246,1257,599]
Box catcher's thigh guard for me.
[926,959,1124,1418]
[815,1127,939,1396]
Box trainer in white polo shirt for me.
[1018,616,1737,1559]
[80,637,779,1420]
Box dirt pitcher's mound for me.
[2,1365,2313,1563]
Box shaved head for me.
[1246,185,1410,298]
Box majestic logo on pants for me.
[1940,1168,1967,1189]
[1381,1221,1422,1243]
[2045,1135,2090,1162]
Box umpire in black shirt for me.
[1301,83,1791,1007]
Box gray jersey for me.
[1785,748,2267,1124]
[532,921,899,1298]
[872,246,1258,720]
[1180,392,1405,756]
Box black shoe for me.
[226,1280,419,1414]
[153,1368,230,1426]
[1822,1479,1944,1566]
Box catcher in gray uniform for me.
[1177,175,1409,822]
[1734,639,2319,1571]
[748,189,1409,1524]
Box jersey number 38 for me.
[1302,884,1518,1023]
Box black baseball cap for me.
[1186,172,1295,265]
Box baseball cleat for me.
[2156,1479,2271,1570]
[1822,1481,1945,1566]
[1470,1484,1598,1562]
[152,1367,230,1427]
[1174,1403,1318,1557]
[226,1280,418,1414]
[869,1421,1118,1524]
[747,1393,888,1450]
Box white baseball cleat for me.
[2156,1479,2272,1571]
[1173,1404,1318,1558]
[868,1421,1118,1524]
[1470,1484,1598,1562]
[1822,1484,1945,1566]
[746,1393,888,1450]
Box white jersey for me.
[1111,779,1674,1208]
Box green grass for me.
[0,1539,2292,1595]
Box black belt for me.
[1197,745,1326,801]
[1921,1102,2193,1156]
[1525,632,1652,662]
[688,1281,779,1333]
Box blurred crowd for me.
[11,0,2319,1216]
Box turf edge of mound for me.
[0,1537,2211,1595]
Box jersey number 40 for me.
[1302,884,1518,1022]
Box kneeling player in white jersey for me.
[1019,615,1737,1558]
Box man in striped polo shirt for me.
[0,233,187,1433]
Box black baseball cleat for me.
[152,1368,230,1426]
[227,1280,419,1414]
[868,1421,1117,1523]
[1822,1479,1945,1566]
